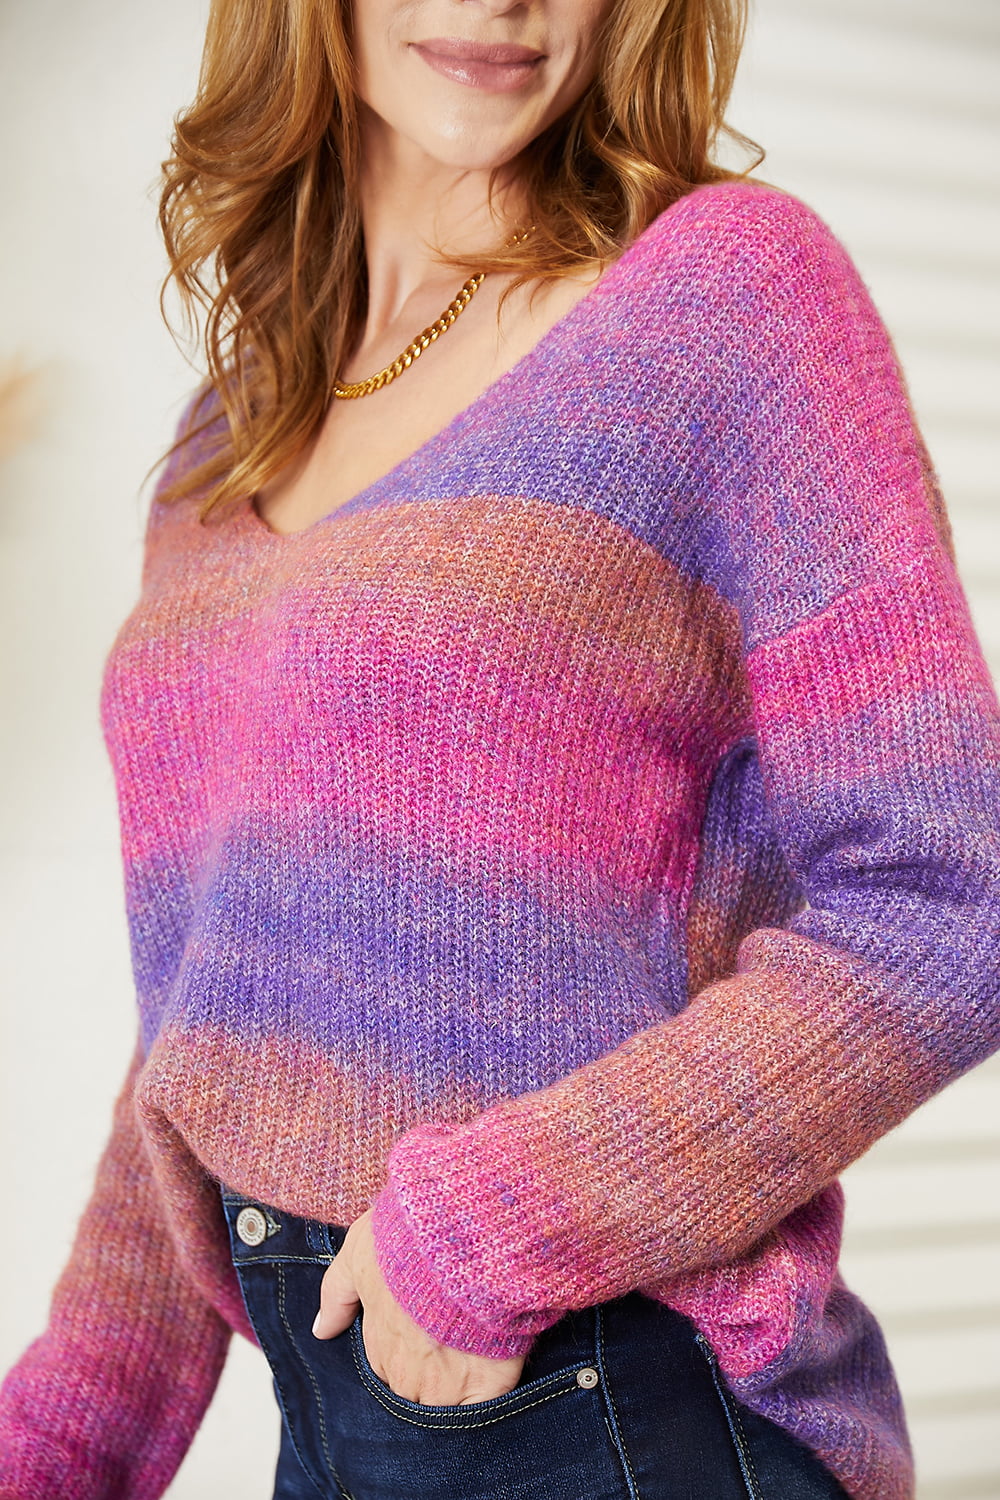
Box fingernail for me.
[312,1311,323,1337]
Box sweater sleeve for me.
[368,185,1000,1360]
[0,398,232,1498]
[0,1032,232,1499]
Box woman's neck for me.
[355,103,530,344]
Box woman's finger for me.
[312,1220,366,1339]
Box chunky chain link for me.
[332,226,534,400]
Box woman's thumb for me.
[313,1250,360,1339]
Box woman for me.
[1,1,998,1497]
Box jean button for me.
[577,1367,599,1389]
[236,1206,269,1246]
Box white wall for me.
[0,3,996,1497]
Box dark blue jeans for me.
[220,1186,850,1500]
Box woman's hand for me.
[313,1207,525,1405]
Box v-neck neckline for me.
[237,197,675,546]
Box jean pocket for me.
[348,1309,599,1430]
[336,1306,631,1500]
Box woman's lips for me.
[411,39,545,92]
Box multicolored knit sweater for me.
[2,179,999,1500]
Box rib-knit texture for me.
[2,179,998,1500]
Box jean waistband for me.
[219,1181,349,1265]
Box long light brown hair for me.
[157,0,764,520]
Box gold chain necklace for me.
[333,226,535,400]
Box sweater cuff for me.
[369,1145,550,1361]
